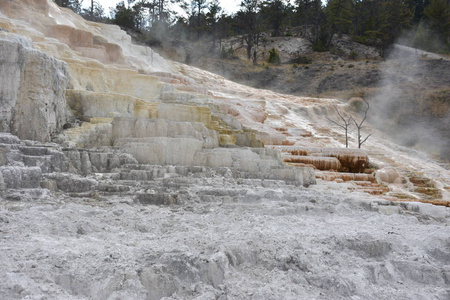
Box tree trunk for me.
[357,127,361,149]
[345,128,348,148]
[246,38,252,60]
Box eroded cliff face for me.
[0,32,69,142]
[0,1,449,300]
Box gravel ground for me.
[1,182,449,300]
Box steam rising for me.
[368,44,450,161]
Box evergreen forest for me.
[54,0,449,56]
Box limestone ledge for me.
[0,133,315,193]
[66,90,213,127]
[64,88,266,150]
[0,32,70,142]
[62,121,113,149]
[120,138,204,166]
[65,64,166,99]
[0,166,42,189]
[66,90,159,119]
[112,118,219,149]
[284,155,342,171]
[1,0,170,72]
[271,146,369,173]
[45,24,126,64]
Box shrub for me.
[353,35,367,45]
[412,22,450,54]
[330,47,345,56]
[312,40,328,52]
[349,50,358,60]
[291,56,312,64]
[220,46,236,60]
[268,48,281,65]
[348,97,365,111]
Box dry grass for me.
[317,87,381,101]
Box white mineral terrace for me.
[0,0,449,299]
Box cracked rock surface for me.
[1,180,449,300]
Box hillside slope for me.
[183,38,450,160]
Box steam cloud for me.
[368,44,450,162]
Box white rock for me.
[0,33,70,142]
[121,137,204,165]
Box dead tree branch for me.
[351,98,372,149]
[325,104,353,148]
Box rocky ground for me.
[178,34,449,98]
[196,57,380,97]
[1,168,449,300]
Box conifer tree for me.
[82,0,105,20]
[54,0,82,13]
[424,0,450,46]
[238,0,261,60]
[113,1,137,29]
[377,0,413,52]
[190,0,209,39]
[206,0,222,51]
[326,0,355,36]
[260,0,287,37]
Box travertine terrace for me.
[0,1,449,299]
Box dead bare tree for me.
[351,98,372,149]
[326,104,353,148]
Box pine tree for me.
[238,0,261,60]
[82,0,105,20]
[260,0,287,37]
[378,0,413,52]
[112,1,137,29]
[206,0,222,51]
[326,0,355,36]
[54,0,82,13]
[189,0,209,39]
[295,0,312,27]
[424,0,450,47]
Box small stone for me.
[13,284,24,294]
[0,148,7,166]
[113,209,124,216]
[136,224,149,233]
[77,225,87,235]
[40,180,57,192]
[0,215,10,223]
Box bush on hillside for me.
[220,46,237,60]
[268,48,281,65]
